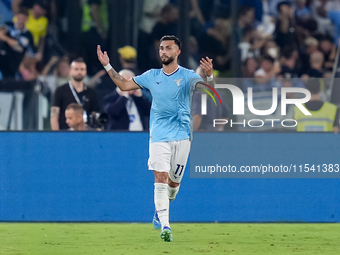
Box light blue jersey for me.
[133,66,203,143]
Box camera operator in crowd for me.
[50,57,99,130]
[65,103,98,131]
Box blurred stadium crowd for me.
[1,0,340,131]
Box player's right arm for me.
[97,45,140,91]
[50,106,60,130]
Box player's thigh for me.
[169,139,191,183]
[148,142,171,172]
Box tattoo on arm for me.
[106,67,140,90]
[108,68,124,82]
[51,107,60,119]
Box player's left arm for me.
[199,56,214,88]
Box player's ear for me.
[177,49,181,56]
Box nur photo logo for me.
[196,81,223,115]
[198,83,312,129]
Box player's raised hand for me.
[97,45,109,66]
[200,57,213,77]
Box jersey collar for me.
[162,66,180,76]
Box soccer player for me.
[97,35,214,242]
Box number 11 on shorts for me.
[175,164,184,176]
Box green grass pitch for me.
[1,223,339,254]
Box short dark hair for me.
[17,8,29,16]
[66,103,84,114]
[35,0,49,10]
[277,1,291,12]
[281,46,296,59]
[160,35,181,50]
[306,79,321,95]
[262,55,275,64]
[238,5,254,19]
[315,34,333,43]
[71,57,86,65]
[303,18,318,33]
[160,3,177,16]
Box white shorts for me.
[148,139,191,183]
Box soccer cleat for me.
[160,227,173,242]
[153,211,161,230]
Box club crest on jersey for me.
[174,79,182,87]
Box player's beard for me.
[72,75,85,82]
[161,55,175,65]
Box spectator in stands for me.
[81,0,108,75]
[138,0,169,36]
[267,0,294,17]
[102,69,151,131]
[191,66,229,131]
[261,40,281,73]
[24,0,49,62]
[65,103,97,131]
[137,0,169,72]
[199,16,231,70]
[280,46,299,78]
[242,56,260,91]
[189,1,207,40]
[235,5,256,45]
[50,57,99,130]
[242,56,259,78]
[51,56,70,86]
[312,0,340,36]
[275,1,297,49]
[299,36,320,75]
[231,5,257,74]
[18,53,39,80]
[0,8,35,79]
[294,0,312,22]
[38,55,70,94]
[238,26,255,61]
[277,47,305,93]
[255,55,276,80]
[151,3,179,42]
[12,0,40,13]
[305,36,320,53]
[318,34,336,71]
[259,0,276,36]
[81,0,107,40]
[190,0,213,26]
[302,51,325,78]
[247,55,279,91]
[187,36,200,71]
[117,45,140,75]
[294,78,339,133]
[151,3,179,66]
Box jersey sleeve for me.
[189,71,204,90]
[191,91,202,116]
[133,69,152,89]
